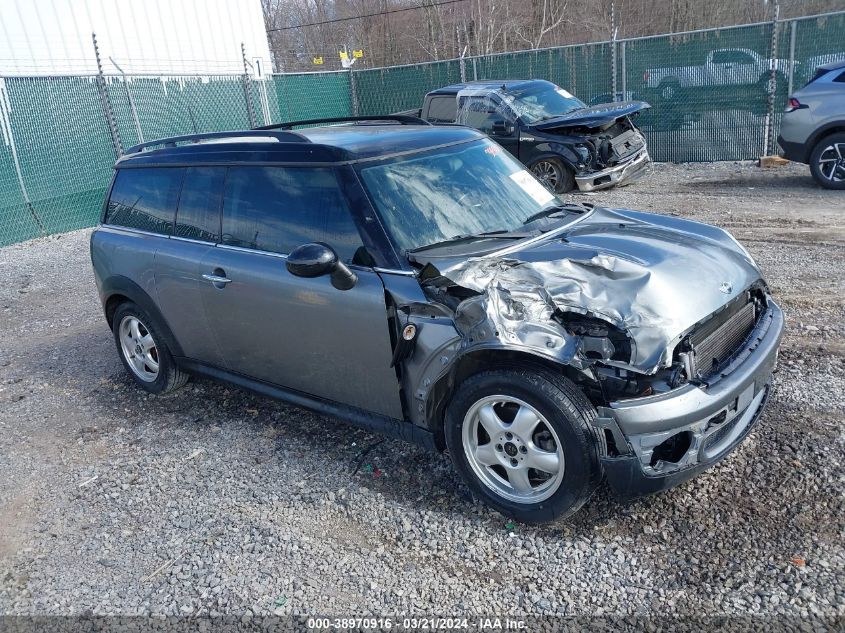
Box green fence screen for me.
[1,12,844,246]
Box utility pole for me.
[93,32,123,157]
[610,0,618,101]
[764,0,780,156]
[241,42,258,129]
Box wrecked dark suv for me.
[90,118,783,523]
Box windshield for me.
[358,139,565,253]
[504,85,586,124]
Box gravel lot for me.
[0,161,842,619]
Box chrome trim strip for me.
[99,224,165,239]
[216,243,288,259]
[373,267,416,277]
[171,235,216,246]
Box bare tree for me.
[262,0,845,71]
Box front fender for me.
[521,142,582,172]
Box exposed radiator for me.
[690,301,757,378]
[610,130,645,161]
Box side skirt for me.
[176,358,438,451]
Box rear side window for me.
[175,167,224,242]
[221,166,362,261]
[711,50,754,65]
[426,96,457,122]
[105,167,184,235]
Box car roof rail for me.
[254,114,432,130]
[124,130,312,155]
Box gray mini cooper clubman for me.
[91,116,783,523]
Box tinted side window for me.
[712,50,755,64]
[106,167,184,235]
[427,96,457,122]
[222,167,362,261]
[175,167,224,242]
[458,97,500,132]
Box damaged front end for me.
[531,103,652,192]
[388,205,782,497]
[455,85,651,192]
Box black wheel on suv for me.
[530,158,574,194]
[444,367,605,523]
[809,132,845,190]
[112,302,189,395]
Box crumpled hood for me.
[421,206,762,373]
[533,101,651,130]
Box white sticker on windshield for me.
[509,170,555,206]
[556,88,574,99]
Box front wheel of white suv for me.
[444,367,605,523]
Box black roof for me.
[115,123,483,167]
[426,78,555,96]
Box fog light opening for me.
[650,431,692,467]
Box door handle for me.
[202,273,232,285]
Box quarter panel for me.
[91,227,160,311]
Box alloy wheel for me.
[118,315,159,382]
[462,395,565,504]
[531,160,561,191]
[818,143,845,183]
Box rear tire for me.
[809,133,845,190]
[530,158,575,194]
[444,367,604,524]
[112,302,189,395]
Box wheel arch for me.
[101,275,184,358]
[805,123,845,163]
[425,347,588,450]
[529,151,578,173]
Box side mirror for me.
[491,119,513,135]
[286,242,357,291]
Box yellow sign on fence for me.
[353,50,364,58]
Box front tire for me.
[112,302,189,395]
[658,79,679,102]
[444,367,604,523]
[809,133,845,190]
[530,158,575,194]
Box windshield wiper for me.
[522,204,576,225]
[408,230,531,253]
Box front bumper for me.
[575,147,651,192]
[593,300,784,498]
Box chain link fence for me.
[1,12,844,246]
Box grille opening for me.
[674,291,761,381]
[708,410,728,427]
[650,431,692,467]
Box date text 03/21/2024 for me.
[306,617,526,630]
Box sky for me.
[0,0,272,76]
